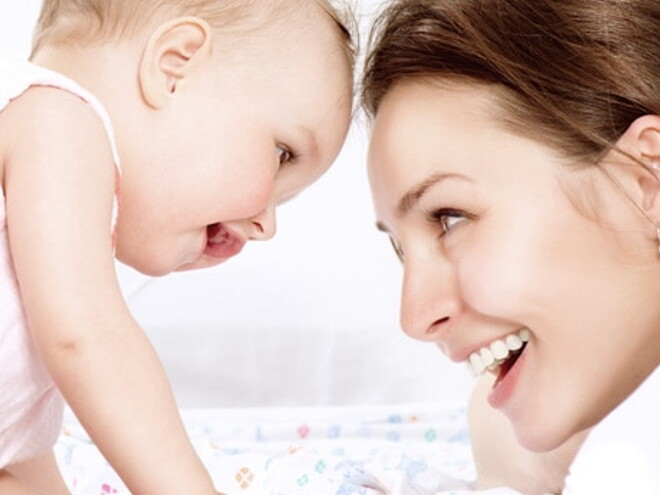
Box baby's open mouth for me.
[466,328,530,384]
[204,223,245,260]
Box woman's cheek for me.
[456,241,536,319]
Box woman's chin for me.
[510,414,582,454]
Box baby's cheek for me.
[228,174,274,218]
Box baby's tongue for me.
[205,223,245,259]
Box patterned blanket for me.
[54,402,514,494]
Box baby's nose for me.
[249,205,277,241]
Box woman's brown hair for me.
[362,0,660,164]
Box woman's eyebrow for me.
[397,172,470,216]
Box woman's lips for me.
[487,344,528,410]
[204,223,245,260]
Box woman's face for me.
[368,80,660,452]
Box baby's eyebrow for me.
[396,172,470,217]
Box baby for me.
[0,0,353,493]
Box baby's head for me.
[32,0,355,60]
[32,0,355,275]
[363,0,660,453]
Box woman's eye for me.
[388,236,404,263]
[429,208,468,236]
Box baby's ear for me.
[615,114,660,217]
[139,17,213,109]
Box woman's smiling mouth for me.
[466,328,531,378]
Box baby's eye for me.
[428,208,468,236]
[277,146,294,167]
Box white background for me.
[0,1,472,407]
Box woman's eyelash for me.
[385,208,470,262]
[388,236,404,263]
[426,208,469,235]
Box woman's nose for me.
[249,204,277,241]
[400,254,459,343]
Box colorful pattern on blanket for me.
[55,403,481,494]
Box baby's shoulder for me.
[0,56,118,173]
[1,86,114,167]
[4,84,104,132]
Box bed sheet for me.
[55,402,483,495]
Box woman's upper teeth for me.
[467,328,531,377]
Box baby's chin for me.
[117,246,236,275]
[175,256,231,272]
[115,249,188,277]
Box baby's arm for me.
[468,375,586,495]
[4,87,216,494]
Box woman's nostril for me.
[428,316,450,335]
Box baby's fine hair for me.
[32,0,356,66]
[362,0,660,164]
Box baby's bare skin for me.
[3,452,69,495]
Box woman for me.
[362,0,660,492]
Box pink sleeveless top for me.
[0,53,121,467]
